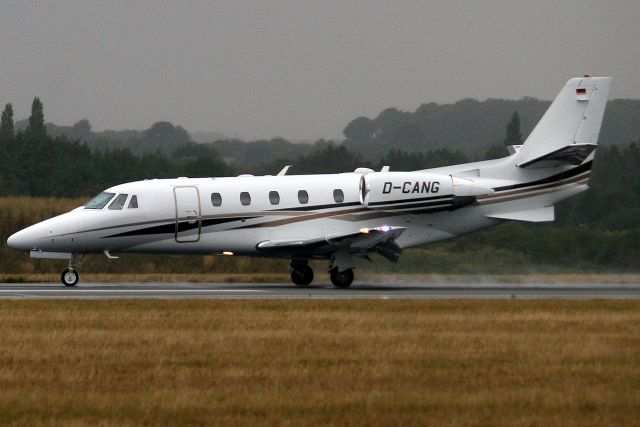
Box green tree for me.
[484,144,508,160]
[503,111,523,147]
[27,97,46,136]
[0,103,13,139]
[145,121,190,143]
[343,117,374,143]
[73,119,92,136]
[378,148,469,170]
[292,142,368,174]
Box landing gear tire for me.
[330,268,354,288]
[291,265,314,286]
[61,269,79,287]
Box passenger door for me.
[173,186,201,243]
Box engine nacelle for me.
[360,172,493,213]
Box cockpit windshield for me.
[84,192,116,209]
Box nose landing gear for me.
[61,254,85,287]
[61,269,79,287]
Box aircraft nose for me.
[7,229,33,251]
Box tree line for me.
[1,98,639,235]
[0,99,232,197]
[342,97,640,159]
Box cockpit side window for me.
[85,192,116,209]
[108,193,128,210]
[128,195,138,209]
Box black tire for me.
[61,269,79,287]
[330,268,354,288]
[291,265,314,286]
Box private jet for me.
[7,76,611,287]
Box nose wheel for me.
[61,254,85,287]
[61,269,79,287]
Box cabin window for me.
[85,192,115,209]
[211,192,222,207]
[333,189,344,203]
[108,193,128,210]
[298,190,309,204]
[128,195,138,209]
[240,192,251,206]
[269,191,280,205]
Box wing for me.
[256,226,406,261]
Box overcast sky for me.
[1,1,639,140]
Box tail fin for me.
[514,76,612,168]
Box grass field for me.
[0,300,638,426]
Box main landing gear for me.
[290,260,314,286]
[328,250,354,288]
[289,257,355,288]
[330,267,354,288]
[61,254,85,287]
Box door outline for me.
[173,186,201,243]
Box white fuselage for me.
[7,171,508,258]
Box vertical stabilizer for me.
[515,76,611,168]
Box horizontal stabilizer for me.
[486,206,554,222]
[517,143,597,169]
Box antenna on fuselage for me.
[277,165,292,176]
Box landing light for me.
[222,251,234,256]
[359,227,370,234]
[380,225,392,232]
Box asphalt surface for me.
[0,282,639,299]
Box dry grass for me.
[0,273,292,283]
[359,273,640,284]
[0,196,84,227]
[0,300,638,426]
[1,272,639,284]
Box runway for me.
[1,282,640,299]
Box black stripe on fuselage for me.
[367,194,452,206]
[268,201,361,212]
[103,197,458,238]
[367,199,453,211]
[103,217,255,238]
[258,196,450,211]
